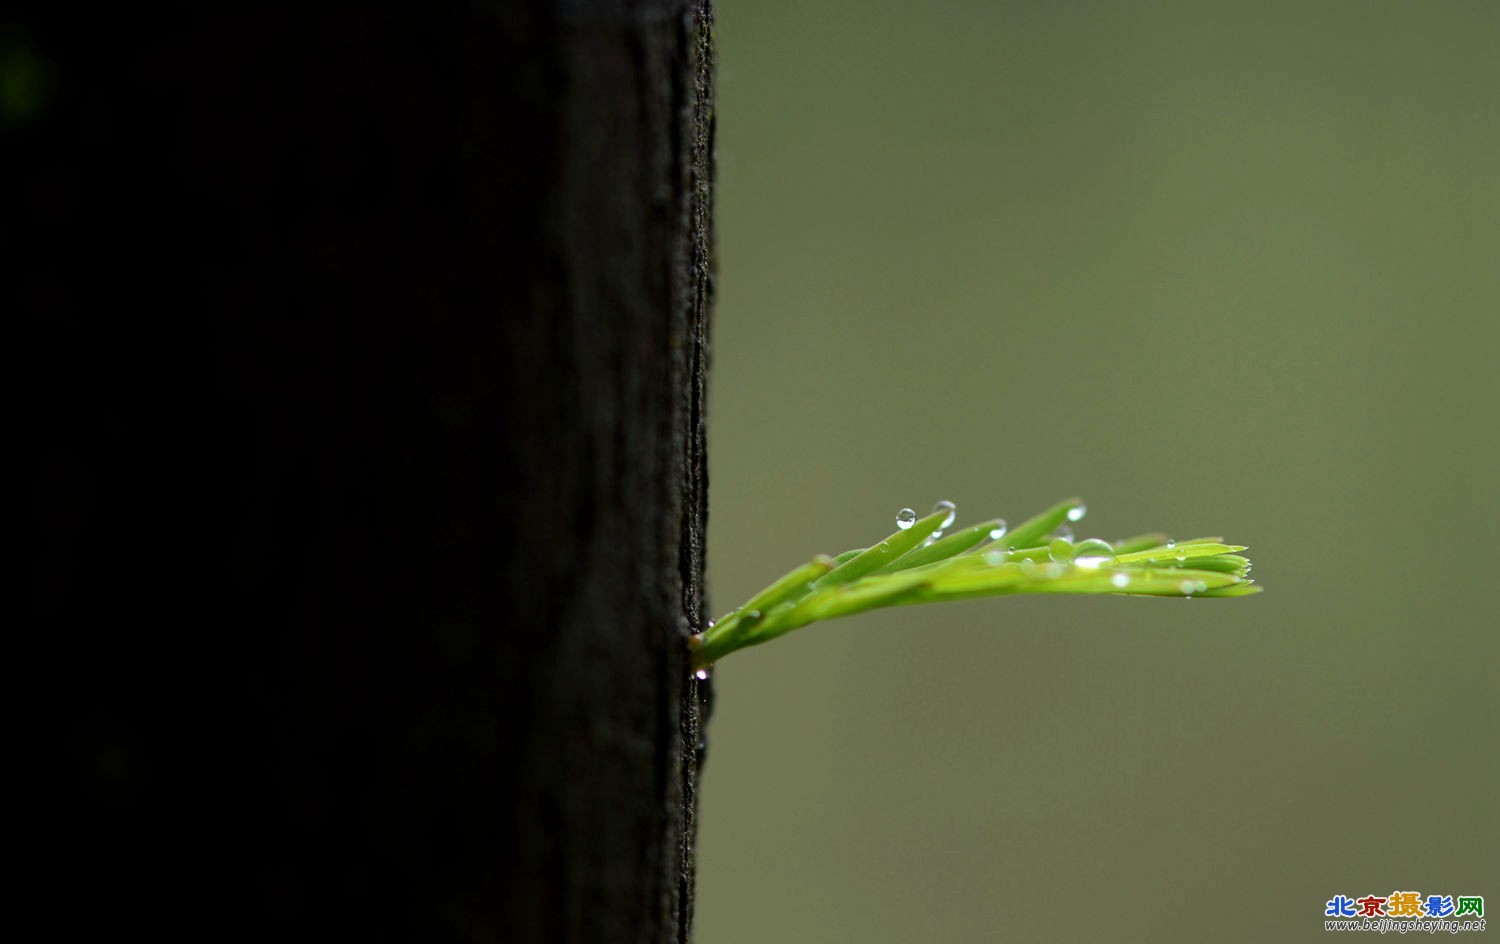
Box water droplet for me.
[1165,540,1177,549]
[988,520,1008,541]
[1110,572,1130,588]
[1066,503,1086,522]
[895,508,917,530]
[1179,579,1196,594]
[1049,537,1074,562]
[983,550,1006,566]
[740,609,763,628]
[1053,524,1074,542]
[1045,562,1065,578]
[1072,538,1116,569]
[932,500,957,529]
[694,668,711,681]
[1174,550,1187,562]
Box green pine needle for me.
[690,499,1260,669]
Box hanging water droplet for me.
[1066,503,1087,522]
[1110,572,1130,588]
[932,500,957,529]
[1072,538,1116,569]
[1053,524,1074,542]
[1049,537,1074,562]
[989,519,1008,541]
[694,668,711,681]
[895,508,917,530]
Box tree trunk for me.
[25,2,714,941]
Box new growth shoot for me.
[690,498,1258,672]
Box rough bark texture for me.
[24,2,713,941]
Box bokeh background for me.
[697,2,1498,941]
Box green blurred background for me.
[697,1,1498,940]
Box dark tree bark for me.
[23,2,714,941]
